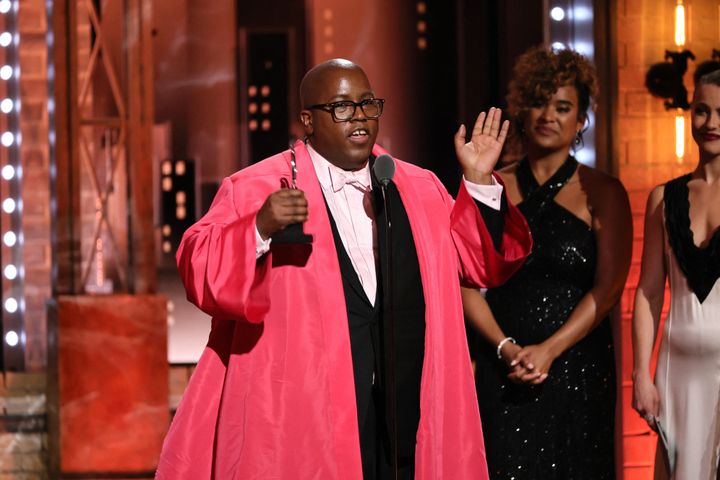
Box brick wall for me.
[18,0,51,370]
[615,1,716,478]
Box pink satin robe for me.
[156,141,531,479]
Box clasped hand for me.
[501,342,554,385]
[256,189,309,239]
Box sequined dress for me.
[475,156,616,479]
[653,175,720,480]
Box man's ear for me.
[300,110,313,136]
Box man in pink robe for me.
[156,59,531,479]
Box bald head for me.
[300,59,367,107]
[298,59,380,171]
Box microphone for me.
[373,154,395,187]
[373,152,398,477]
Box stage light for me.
[2,197,15,213]
[675,2,686,48]
[0,65,11,80]
[675,112,685,160]
[1,98,13,113]
[573,6,592,21]
[575,149,596,166]
[1,164,13,179]
[1,131,14,146]
[574,41,594,57]
[4,298,17,314]
[3,231,16,246]
[175,160,186,176]
[550,7,565,21]
[0,0,24,370]
[4,331,18,346]
[3,264,17,280]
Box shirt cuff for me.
[255,226,272,258]
[463,175,504,211]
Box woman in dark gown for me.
[463,46,633,479]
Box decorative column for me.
[47,0,168,477]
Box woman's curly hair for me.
[506,46,599,148]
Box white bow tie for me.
[331,171,370,193]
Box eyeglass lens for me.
[334,100,382,120]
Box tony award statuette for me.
[271,142,313,244]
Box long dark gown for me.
[475,156,616,480]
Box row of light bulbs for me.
[547,4,593,56]
[547,2,596,167]
[0,0,22,348]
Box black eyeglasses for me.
[306,98,385,122]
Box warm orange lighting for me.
[675,111,685,160]
[175,160,186,176]
[674,1,686,47]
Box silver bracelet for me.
[496,336,517,359]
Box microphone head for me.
[373,154,396,186]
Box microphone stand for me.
[379,181,398,480]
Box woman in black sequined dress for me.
[463,47,633,479]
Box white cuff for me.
[255,226,272,258]
[463,174,504,211]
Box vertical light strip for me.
[547,0,596,166]
[675,1,686,48]
[675,1,686,163]
[416,2,428,51]
[0,0,24,364]
[46,0,56,295]
[675,111,685,161]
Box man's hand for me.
[454,107,510,185]
[256,189,309,239]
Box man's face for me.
[301,67,379,171]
